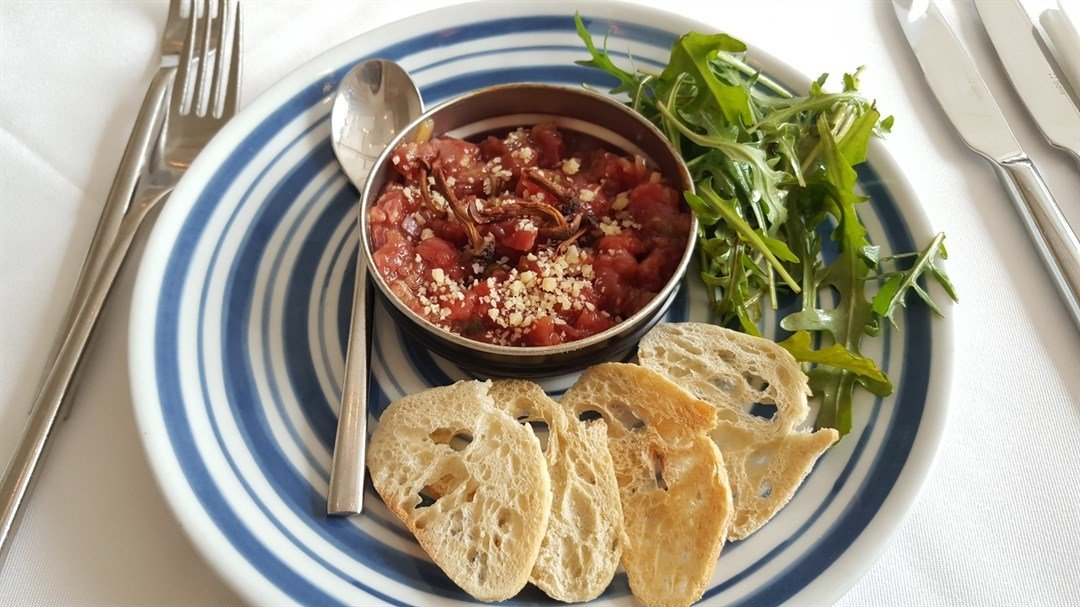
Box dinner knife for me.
[974,0,1080,162]
[892,0,1080,327]
[1039,6,1080,99]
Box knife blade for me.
[892,0,1080,326]
[974,0,1080,161]
[892,0,1024,163]
[1039,7,1080,99]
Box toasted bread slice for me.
[488,380,625,603]
[560,363,732,607]
[367,380,551,602]
[638,322,839,540]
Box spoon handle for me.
[327,258,373,515]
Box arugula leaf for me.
[690,183,800,291]
[750,92,865,133]
[661,33,753,125]
[837,107,879,166]
[778,331,892,395]
[872,232,957,326]
[573,14,641,96]
[780,118,877,436]
[755,231,799,263]
[877,115,895,135]
[571,20,956,442]
[655,100,789,228]
[683,186,723,224]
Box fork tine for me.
[209,0,230,118]
[169,0,185,20]
[220,1,242,118]
[192,0,214,116]
[175,0,197,113]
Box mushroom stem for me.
[555,227,587,256]
[526,169,581,216]
[538,212,582,241]
[469,197,568,228]
[417,167,443,215]
[433,166,486,253]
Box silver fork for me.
[34,0,189,399]
[0,0,242,564]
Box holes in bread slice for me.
[652,451,669,492]
[711,374,739,393]
[608,401,646,432]
[415,472,461,509]
[716,408,740,425]
[465,547,489,583]
[523,420,550,452]
[749,403,778,420]
[681,343,704,356]
[668,365,692,378]
[759,482,772,498]
[496,508,512,532]
[416,490,438,509]
[568,457,599,486]
[429,427,473,452]
[743,372,770,392]
[578,409,604,423]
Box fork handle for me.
[35,68,173,401]
[0,189,170,565]
[994,158,1080,327]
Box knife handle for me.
[0,189,171,565]
[33,68,172,403]
[995,157,1080,327]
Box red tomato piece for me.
[594,250,638,313]
[442,289,477,321]
[530,123,565,168]
[629,182,681,222]
[623,289,655,316]
[428,219,469,248]
[375,188,408,224]
[416,237,459,269]
[488,219,538,252]
[637,246,682,292]
[478,135,508,161]
[372,241,414,282]
[389,141,438,179]
[525,316,562,346]
[595,249,639,280]
[573,307,615,335]
[596,230,645,256]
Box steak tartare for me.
[368,123,692,347]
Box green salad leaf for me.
[778,331,890,388]
[661,33,753,124]
[573,14,955,438]
[872,232,957,325]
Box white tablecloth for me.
[2,1,1078,605]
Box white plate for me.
[129,3,953,605]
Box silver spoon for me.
[327,59,422,516]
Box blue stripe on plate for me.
[411,45,667,76]
[315,199,356,400]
